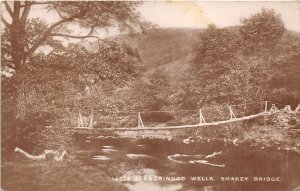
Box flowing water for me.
[75,134,300,191]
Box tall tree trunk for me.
[10,1,28,121]
[11,44,27,121]
[15,69,27,121]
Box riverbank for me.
[241,111,300,153]
[1,125,127,191]
[3,131,300,191]
[1,153,130,191]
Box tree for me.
[192,24,241,92]
[1,1,149,120]
[267,32,300,104]
[134,67,174,123]
[239,8,300,105]
[3,42,141,126]
[128,67,172,112]
[213,56,271,104]
[186,25,241,107]
[193,24,240,67]
[240,8,285,53]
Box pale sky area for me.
[2,1,300,39]
[140,1,300,31]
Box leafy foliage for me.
[126,67,172,112]
[240,8,285,51]
[215,56,271,103]
[1,1,150,121]
[177,8,298,109]
[194,24,240,66]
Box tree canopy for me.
[194,24,240,66]
[183,8,299,108]
[1,1,149,120]
[1,1,148,72]
[240,8,285,51]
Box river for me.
[75,134,300,191]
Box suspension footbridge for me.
[69,101,300,131]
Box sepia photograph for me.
[1,1,300,191]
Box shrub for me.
[288,118,297,126]
[1,119,40,156]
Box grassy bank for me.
[1,159,128,191]
[241,112,300,153]
[1,126,128,191]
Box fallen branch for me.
[205,151,223,159]
[168,151,225,167]
[15,147,67,161]
[15,147,45,160]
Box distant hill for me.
[85,28,202,76]
[84,27,300,77]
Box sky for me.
[2,1,300,39]
[139,1,300,31]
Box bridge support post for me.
[283,105,292,112]
[78,110,84,127]
[199,109,206,124]
[229,106,236,120]
[137,112,144,128]
[295,104,300,112]
[264,101,268,112]
[270,104,278,112]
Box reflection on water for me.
[76,135,300,191]
[102,148,118,153]
[92,155,111,160]
[168,152,225,167]
[102,145,115,148]
[127,153,154,159]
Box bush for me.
[26,111,57,126]
[2,117,74,160]
[35,127,74,149]
[1,119,40,157]
[288,118,297,126]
